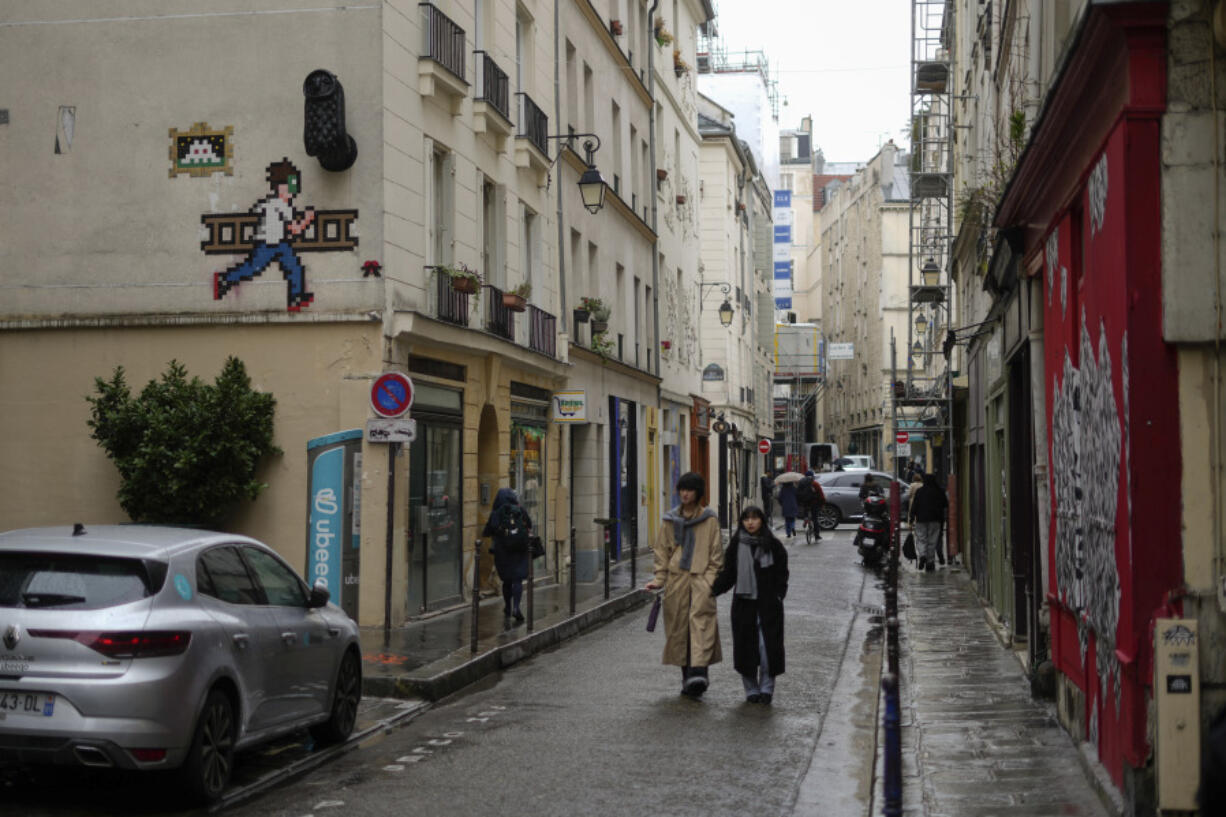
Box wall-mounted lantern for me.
[303,69,358,172]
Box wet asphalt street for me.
[215,525,885,817]
[3,525,886,817]
[1,523,1115,817]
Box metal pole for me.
[470,540,481,653]
[630,526,637,589]
[569,526,577,616]
[383,442,399,640]
[603,524,610,600]
[527,546,535,632]
[881,673,902,816]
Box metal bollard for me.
[603,529,611,600]
[569,527,577,616]
[470,541,481,653]
[886,615,900,678]
[526,545,534,633]
[881,673,902,816]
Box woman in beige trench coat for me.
[645,471,723,699]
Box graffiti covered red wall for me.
[1043,114,1180,785]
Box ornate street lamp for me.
[545,133,607,214]
[915,312,929,336]
[718,299,735,327]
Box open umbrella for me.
[774,471,806,485]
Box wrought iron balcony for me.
[483,284,516,341]
[420,3,466,82]
[528,305,557,358]
[516,92,549,158]
[474,51,510,121]
[434,270,471,327]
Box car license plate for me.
[862,537,875,545]
[0,691,55,717]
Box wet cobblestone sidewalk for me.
[897,564,1116,817]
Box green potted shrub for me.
[503,281,531,312]
[580,296,611,332]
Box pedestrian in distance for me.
[712,506,789,704]
[776,478,799,538]
[858,473,882,500]
[759,471,775,525]
[481,487,533,623]
[644,472,724,699]
[908,473,949,573]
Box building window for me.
[428,142,454,267]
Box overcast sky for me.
[710,0,912,163]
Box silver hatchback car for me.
[0,525,362,803]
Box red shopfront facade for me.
[995,3,1180,790]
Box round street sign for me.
[371,372,414,418]
[758,439,772,455]
[896,431,910,444]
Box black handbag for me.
[528,535,545,559]
[902,532,917,562]
[645,593,663,632]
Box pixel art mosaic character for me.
[213,159,316,311]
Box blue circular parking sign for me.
[370,372,414,418]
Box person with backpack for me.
[481,487,533,624]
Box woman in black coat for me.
[481,487,532,623]
[712,505,789,704]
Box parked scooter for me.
[853,491,891,567]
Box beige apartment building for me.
[0,0,725,624]
[818,142,914,468]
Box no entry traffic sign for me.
[896,431,910,444]
[370,372,414,418]
[758,439,772,455]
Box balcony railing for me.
[430,271,557,359]
[474,51,510,121]
[516,92,549,157]
[420,3,466,81]
[528,305,556,358]
[434,271,471,326]
[483,284,515,341]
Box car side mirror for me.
[308,583,331,608]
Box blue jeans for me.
[223,240,306,300]
[740,619,775,697]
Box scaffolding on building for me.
[899,0,955,479]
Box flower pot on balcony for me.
[657,168,668,181]
[610,19,623,35]
[660,340,672,350]
[573,308,590,324]
[503,292,527,312]
[675,195,686,205]
[451,276,478,295]
[591,319,609,333]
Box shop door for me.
[509,417,546,570]
[407,422,463,612]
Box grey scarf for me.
[663,505,718,570]
[735,532,774,599]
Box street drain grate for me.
[852,603,885,616]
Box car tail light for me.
[29,630,192,658]
[129,748,167,762]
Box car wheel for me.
[180,689,235,805]
[817,504,841,530]
[311,650,361,745]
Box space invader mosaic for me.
[169,122,234,178]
